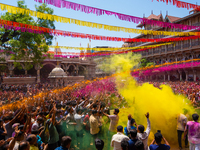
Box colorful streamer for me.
[34,0,200,31]
[48,47,154,58]
[49,42,173,51]
[151,0,200,11]
[1,19,200,42]
[0,3,198,36]
[133,59,200,76]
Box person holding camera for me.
[149,132,170,150]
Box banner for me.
[34,0,200,31]
[0,3,198,36]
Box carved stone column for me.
[35,64,41,83]
[8,63,14,76]
[184,70,188,81]
[178,70,182,81]
[193,70,197,82]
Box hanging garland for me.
[151,0,200,11]
[48,42,173,51]
[133,59,200,76]
[1,19,200,42]
[0,3,197,36]
[34,0,200,31]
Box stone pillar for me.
[37,70,40,83]
[168,73,170,81]
[193,70,197,82]
[185,70,188,81]
[25,70,27,75]
[35,64,41,83]
[163,74,166,81]
[8,63,14,76]
[178,70,182,81]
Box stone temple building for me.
[0,45,96,84]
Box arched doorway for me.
[13,67,25,76]
[40,62,56,82]
[67,65,75,76]
[78,66,86,76]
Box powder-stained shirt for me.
[177,114,187,131]
[89,115,99,135]
[109,115,119,132]
[187,121,200,144]
[111,132,129,150]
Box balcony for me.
[161,49,165,53]
[175,45,181,51]
[191,41,200,47]
[183,43,190,49]
[167,47,174,52]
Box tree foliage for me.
[0,0,55,70]
[140,58,155,67]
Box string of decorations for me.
[34,0,200,30]
[48,42,173,51]
[151,0,200,11]
[1,19,200,42]
[0,3,198,36]
[133,59,200,76]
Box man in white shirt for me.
[31,117,43,131]
[177,113,188,149]
[111,125,129,150]
[104,108,120,132]
[137,112,151,150]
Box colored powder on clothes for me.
[101,53,195,145]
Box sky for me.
[0,0,199,52]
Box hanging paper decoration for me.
[49,42,173,51]
[48,47,155,58]
[151,0,200,11]
[1,18,200,42]
[34,0,200,31]
[0,3,198,36]
[132,59,200,76]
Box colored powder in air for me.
[101,53,195,145]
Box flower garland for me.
[0,3,198,36]
[34,0,200,31]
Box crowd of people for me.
[148,81,200,107]
[0,80,199,150]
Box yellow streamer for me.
[49,42,173,51]
[0,3,198,36]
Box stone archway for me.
[78,65,86,76]
[40,62,56,82]
[67,65,75,76]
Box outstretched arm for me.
[145,112,151,136]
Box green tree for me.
[140,58,155,67]
[0,0,55,71]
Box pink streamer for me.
[132,61,200,76]
[34,0,200,30]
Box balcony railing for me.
[167,47,174,52]
[191,41,200,47]
[183,43,190,49]
[161,49,165,53]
